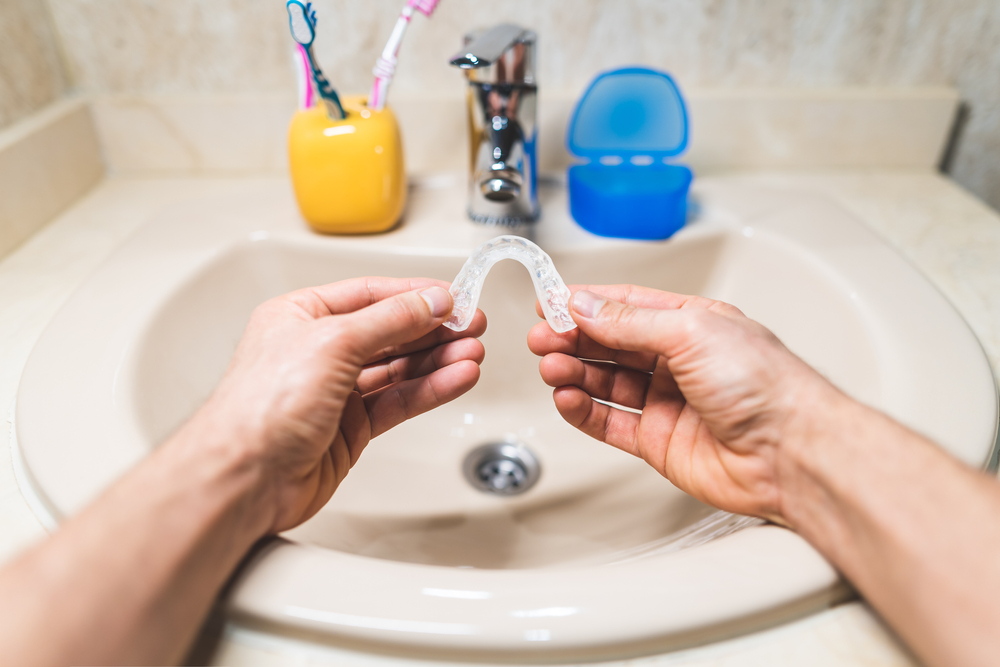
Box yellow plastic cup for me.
[288,95,406,234]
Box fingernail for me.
[572,290,605,319]
[419,286,452,318]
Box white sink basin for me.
[13,175,997,660]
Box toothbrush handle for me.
[369,56,395,110]
[294,45,314,110]
[369,7,413,111]
[306,46,346,119]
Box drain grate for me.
[462,442,541,496]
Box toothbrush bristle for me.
[286,1,314,45]
[410,0,441,17]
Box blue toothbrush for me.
[286,1,346,120]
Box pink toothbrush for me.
[368,0,442,111]
[294,44,315,110]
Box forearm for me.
[0,417,271,666]
[781,384,1000,667]
[0,279,475,666]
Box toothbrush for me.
[368,0,442,111]
[293,44,314,111]
[286,0,346,120]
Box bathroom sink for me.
[13,175,997,660]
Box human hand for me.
[180,277,486,534]
[528,285,838,525]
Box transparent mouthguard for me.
[444,235,577,333]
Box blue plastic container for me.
[566,67,692,240]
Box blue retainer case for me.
[566,67,693,240]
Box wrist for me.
[772,373,930,571]
[165,403,277,542]
[770,370,861,535]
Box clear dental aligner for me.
[445,236,577,333]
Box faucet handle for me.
[449,23,535,85]
[450,24,525,68]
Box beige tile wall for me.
[85,89,960,177]
[0,0,70,128]
[0,99,104,259]
[9,0,1000,208]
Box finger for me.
[567,284,744,318]
[536,285,689,320]
[366,308,487,365]
[333,286,454,362]
[569,284,693,310]
[284,277,450,318]
[569,289,721,358]
[337,390,373,468]
[364,359,481,437]
[551,386,641,456]
[532,284,745,364]
[538,285,746,322]
[357,337,486,394]
[289,445,339,527]
[527,320,659,371]
[539,353,653,410]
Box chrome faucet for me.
[450,24,538,225]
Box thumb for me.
[570,289,697,357]
[337,286,453,360]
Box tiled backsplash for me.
[0,86,957,263]
[0,0,69,128]
[2,1,998,207]
[88,89,958,176]
[0,99,103,259]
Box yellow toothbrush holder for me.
[288,95,406,234]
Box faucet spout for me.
[449,24,528,70]
[449,24,538,226]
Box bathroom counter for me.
[2,170,998,666]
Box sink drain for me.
[462,442,541,496]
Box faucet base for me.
[467,208,538,226]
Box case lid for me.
[566,67,689,159]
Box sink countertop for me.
[2,170,998,666]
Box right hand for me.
[179,277,486,535]
[527,285,841,525]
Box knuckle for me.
[385,357,404,384]
[686,295,717,309]
[712,301,747,319]
[392,385,413,420]
[602,366,618,398]
[607,302,637,328]
[250,299,281,322]
[749,320,783,347]
[322,318,346,342]
[321,318,358,355]
[678,309,711,339]
[364,277,378,305]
